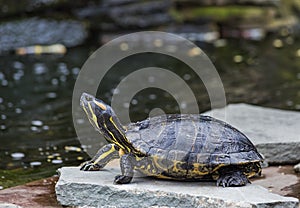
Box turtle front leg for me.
[114,153,135,184]
[80,144,119,171]
[216,170,250,187]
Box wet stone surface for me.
[55,165,299,208]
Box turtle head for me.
[80,93,131,151]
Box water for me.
[0,35,299,188]
[0,47,91,188]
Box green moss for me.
[179,6,267,21]
[169,8,184,23]
[0,167,57,189]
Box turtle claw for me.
[114,175,133,184]
[217,171,249,187]
[216,179,226,187]
[80,161,102,171]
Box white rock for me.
[294,163,300,173]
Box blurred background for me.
[0,0,299,189]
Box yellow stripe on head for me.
[109,116,132,152]
[88,102,99,128]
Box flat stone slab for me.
[204,104,300,164]
[55,167,299,208]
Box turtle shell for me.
[125,114,263,166]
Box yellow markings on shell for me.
[94,100,107,110]
[212,163,224,172]
[93,145,116,165]
[134,156,143,161]
[138,168,155,176]
[189,163,209,176]
[243,163,259,178]
[152,156,168,172]
[156,174,173,180]
[172,162,180,173]
[88,102,99,129]
[212,172,219,180]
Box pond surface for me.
[0,34,299,188]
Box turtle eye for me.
[94,100,107,111]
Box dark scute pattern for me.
[126,114,262,164]
[157,133,176,150]
[209,154,231,165]
[167,149,189,162]
[148,147,167,158]
[126,131,151,153]
[188,152,211,164]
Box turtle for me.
[79,93,263,187]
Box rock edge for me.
[55,167,299,208]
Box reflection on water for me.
[0,47,90,188]
[0,35,299,188]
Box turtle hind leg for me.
[216,171,250,187]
